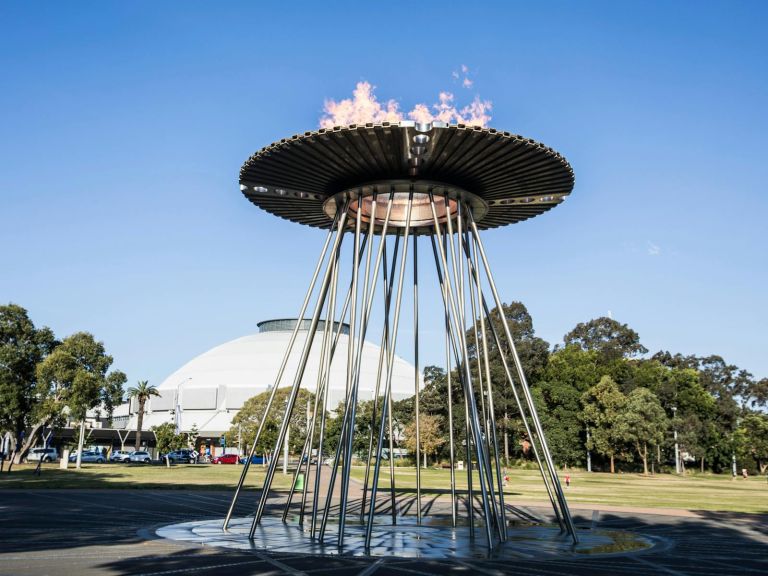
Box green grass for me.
[2,463,766,514]
[0,462,293,491]
[349,467,768,514]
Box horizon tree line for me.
[2,301,767,474]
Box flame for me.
[319,79,492,129]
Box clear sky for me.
[1,1,766,388]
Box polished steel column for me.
[468,211,578,544]
[223,208,342,531]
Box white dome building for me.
[129,319,421,441]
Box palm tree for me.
[127,380,160,450]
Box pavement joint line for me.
[694,557,768,573]
[356,557,385,576]
[452,559,505,576]
[632,556,690,576]
[375,564,446,576]
[129,559,278,576]
[252,551,309,576]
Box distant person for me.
[565,474,571,488]
[742,468,748,479]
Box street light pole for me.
[283,423,290,475]
[672,406,679,475]
[75,419,86,469]
[237,424,242,466]
[175,377,192,436]
[732,416,740,478]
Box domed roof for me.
[133,320,420,436]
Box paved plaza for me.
[1,488,766,575]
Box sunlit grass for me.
[347,467,768,514]
[0,462,293,491]
[2,463,765,513]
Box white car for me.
[109,450,133,463]
[68,450,106,463]
[129,451,152,463]
[27,448,59,463]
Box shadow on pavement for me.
[0,489,766,575]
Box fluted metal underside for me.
[240,122,574,231]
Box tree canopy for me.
[564,317,648,361]
[227,387,315,455]
[0,304,57,455]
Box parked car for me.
[239,455,265,465]
[109,450,133,463]
[212,453,239,464]
[129,451,152,463]
[27,448,59,463]
[69,450,106,463]
[164,449,197,464]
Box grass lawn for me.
[349,466,768,514]
[1,463,765,514]
[0,462,293,491]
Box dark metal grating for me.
[240,122,574,230]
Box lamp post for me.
[175,377,192,436]
[237,424,242,466]
[732,416,740,478]
[672,406,679,475]
[283,398,290,475]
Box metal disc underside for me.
[240,122,574,231]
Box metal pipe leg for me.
[413,233,421,524]
[468,212,578,544]
[364,195,414,549]
[224,210,341,530]
[249,209,350,538]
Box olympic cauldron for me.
[225,121,578,551]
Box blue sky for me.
[1,1,766,387]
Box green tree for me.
[0,304,57,460]
[465,303,550,461]
[582,376,627,473]
[534,346,602,467]
[228,387,314,456]
[126,380,160,450]
[29,332,119,460]
[564,317,647,362]
[468,302,551,383]
[618,387,667,474]
[738,413,768,474]
[152,421,185,455]
[102,370,127,426]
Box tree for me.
[0,304,57,460]
[738,413,768,474]
[228,387,314,456]
[465,303,550,461]
[618,387,667,474]
[28,332,118,462]
[403,414,445,466]
[582,376,627,473]
[152,422,186,455]
[468,302,551,383]
[534,346,602,467]
[127,380,160,450]
[102,370,127,426]
[564,317,647,362]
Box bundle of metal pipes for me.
[223,185,578,551]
